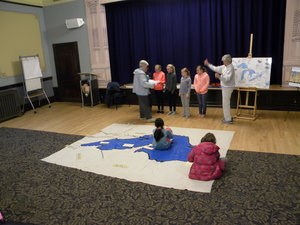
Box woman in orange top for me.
[153,64,166,113]
[193,65,210,117]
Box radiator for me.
[0,89,22,122]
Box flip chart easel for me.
[20,55,51,113]
[235,34,258,120]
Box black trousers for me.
[154,90,164,111]
[166,90,177,112]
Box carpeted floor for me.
[0,127,299,225]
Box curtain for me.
[105,0,286,85]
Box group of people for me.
[133,55,234,181]
[133,54,235,124]
[152,118,225,181]
[133,56,233,181]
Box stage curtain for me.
[105,0,286,85]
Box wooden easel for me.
[235,87,258,120]
[235,33,258,120]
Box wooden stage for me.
[112,84,300,110]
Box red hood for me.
[197,142,220,155]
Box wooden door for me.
[53,42,81,102]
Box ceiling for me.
[3,0,76,7]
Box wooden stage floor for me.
[1,102,299,155]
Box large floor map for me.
[42,124,234,193]
[81,134,192,162]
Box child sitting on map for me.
[152,118,173,150]
[188,133,225,181]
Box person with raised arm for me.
[204,55,235,124]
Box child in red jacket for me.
[188,133,225,181]
[153,64,166,113]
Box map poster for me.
[289,67,300,88]
[232,57,272,89]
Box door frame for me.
[52,41,81,102]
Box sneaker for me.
[160,110,164,114]
[146,118,156,122]
[171,111,176,115]
[200,114,205,118]
[222,119,233,124]
[157,110,161,113]
[167,111,173,115]
[140,117,146,120]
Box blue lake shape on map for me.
[241,69,256,80]
[81,134,192,162]
[248,72,263,81]
[236,63,257,80]
[81,135,152,150]
[237,63,248,69]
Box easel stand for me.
[24,87,51,113]
[235,88,258,120]
[20,55,51,113]
[234,33,258,120]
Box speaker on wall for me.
[65,18,85,29]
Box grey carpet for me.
[0,127,299,225]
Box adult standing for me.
[165,64,177,115]
[204,55,235,124]
[133,60,156,122]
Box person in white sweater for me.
[204,54,235,124]
[133,60,156,122]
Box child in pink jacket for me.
[188,133,225,181]
[193,65,210,117]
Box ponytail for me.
[154,128,164,142]
[154,118,165,142]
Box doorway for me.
[53,42,81,102]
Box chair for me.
[105,82,126,109]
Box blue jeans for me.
[196,93,207,115]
